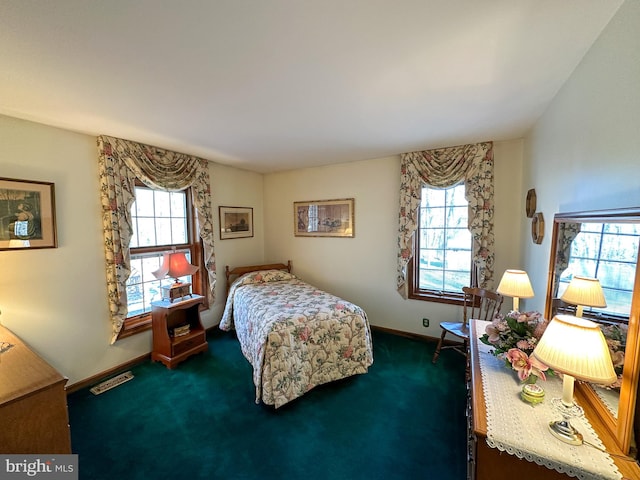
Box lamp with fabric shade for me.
[152,251,199,303]
[496,269,534,311]
[560,276,607,317]
[532,314,617,445]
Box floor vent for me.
[90,371,134,395]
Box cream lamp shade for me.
[560,276,607,318]
[532,314,616,445]
[496,269,534,311]
[533,314,616,387]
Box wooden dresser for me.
[468,320,640,480]
[0,325,71,454]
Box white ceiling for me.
[0,1,623,173]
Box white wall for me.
[208,162,265,320]
[263,140,525,337]
[0,114,263,385]
[520,0,640,312]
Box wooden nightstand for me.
[151,295,208,369]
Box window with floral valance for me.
[97,135,216,344]
[397,142,495,299]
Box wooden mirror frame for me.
[545,207,640,454]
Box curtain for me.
[397,142,494,298]
[97,135,216,344]
[553,222,582,296]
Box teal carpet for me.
[67,329,467,479]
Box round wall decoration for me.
[531,212,544,244]
[526,189,537,218]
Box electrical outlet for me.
[422,318,430,328]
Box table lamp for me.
[496,269,534,311]
[532,314,616,445]
[152,251,198,302]
[560,276,607,318]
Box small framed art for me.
[531,212,544,244]
[219,206,254,239]
[0,177,57,250]
[294,198,354,237]
[526,189,537,218]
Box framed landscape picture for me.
[219,206,253,239]
[0,177,57,250]
[294,198,354,237]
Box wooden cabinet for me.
[151,295,208,369]
[0,325,71,454]
[468,320,640,480]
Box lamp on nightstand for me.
[152,251,199,303]
[496,269,534,311]
[532,314,616,445]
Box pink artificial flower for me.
[485,323,501,344]
[533,321,548,340]
[610,349,625,368]
[505,348,548,381]
[608,375,623,390]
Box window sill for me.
[408,290,465,306]
[117,315,152,340]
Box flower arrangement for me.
[600,322,627,390]
[480,310,551,383]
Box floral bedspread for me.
[220,269,374,408]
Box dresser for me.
[0,325,71,454]
[468,319,640,480]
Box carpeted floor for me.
[67,329,467,479]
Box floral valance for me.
[397,142,494,298]
[97,135,216,344]
[553,222,581,295]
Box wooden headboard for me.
[225,260,292,295]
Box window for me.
[558,222,639,320]
[409,183,474,303]
[121,185,204,337]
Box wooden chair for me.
[551,297,577,317]
[432,287,503,367]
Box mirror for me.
[545,207,640,455]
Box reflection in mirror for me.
[552,222,639,418]
[546,209,640,456]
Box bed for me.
[220,262,374,408]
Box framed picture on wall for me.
[294,198,354,237]
[219,206,254,239]
[0,177,57,250]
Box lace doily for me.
[475,320,622,480]
[593,385,619,419]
